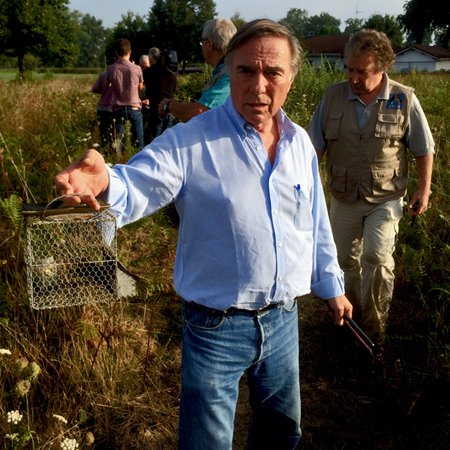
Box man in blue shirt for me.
[55,19,352,450]
[158,18,237,122]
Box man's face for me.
[229,36,294,131]
[200,38,212,65]
[346,52,383,97]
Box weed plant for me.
[0,69,448,448]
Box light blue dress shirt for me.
[106,97,344,310]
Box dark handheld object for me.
[410,200,420,226]
[343,315,375,354]
[22,196,110,217]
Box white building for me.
[393,44,450,72]
[303,37,450,73]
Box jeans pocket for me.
[282,298,297,313]
[183,303,226,330]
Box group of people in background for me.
[67,17,434,448]
[91,18,237,154]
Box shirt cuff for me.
[311,274,345,300]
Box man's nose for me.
[252,72,269,92]
[348,71,360,84]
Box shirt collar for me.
[223,97,295,141]
[212,61,225,76]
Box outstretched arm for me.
[54,149,110,210]
[159,98,208,122]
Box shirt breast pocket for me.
[294,187,313,231]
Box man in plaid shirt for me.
[107,38,145,151]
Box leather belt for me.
[185,301,280,317]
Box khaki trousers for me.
[330,196,404,336]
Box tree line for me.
[0,0,448,76]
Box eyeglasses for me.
[199,38,208,47]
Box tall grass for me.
[0,69,448,448]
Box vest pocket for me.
[371,166,406,195]
[329,164,347,193]
[324,111,343,140]
[375,113,405,139]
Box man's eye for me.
[237,66,252,74]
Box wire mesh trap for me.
[23,200,119,309]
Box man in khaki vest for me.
[308,29,434,341]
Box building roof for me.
[302,35,349,55]
[396,44,450,60]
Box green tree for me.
[0,0,78,75]
[230,13,246,30]
[109,12,151,62]
[400,0,450,48]
[305,12,341,37]
[73,11,111,68]
[363,14,404,48]
[343,18,364,35]
[147,0,216,68]
[279,8,309,41]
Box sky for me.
[68,0,406,29]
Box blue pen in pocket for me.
[293,183,313,231]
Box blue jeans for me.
[179,300,301,450]
[113,106,144,149]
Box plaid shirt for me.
[107,58,143,108]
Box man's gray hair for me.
[148,47,161,64]
[345,29,395,72]
[202,18,237,54]
[139,54,150,66]
[225,19,302,80]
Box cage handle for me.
[42,193,87,217]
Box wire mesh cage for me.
[23,201,118,309]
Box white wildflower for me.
[5,433,19,440]
[0,348,12,355]
[60,437,79,450]
[7,410,23,424]
[53,414,68,424]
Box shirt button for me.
[278,242,283,248]
[278,276,283,282]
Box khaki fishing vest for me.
[323,80,414,204]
